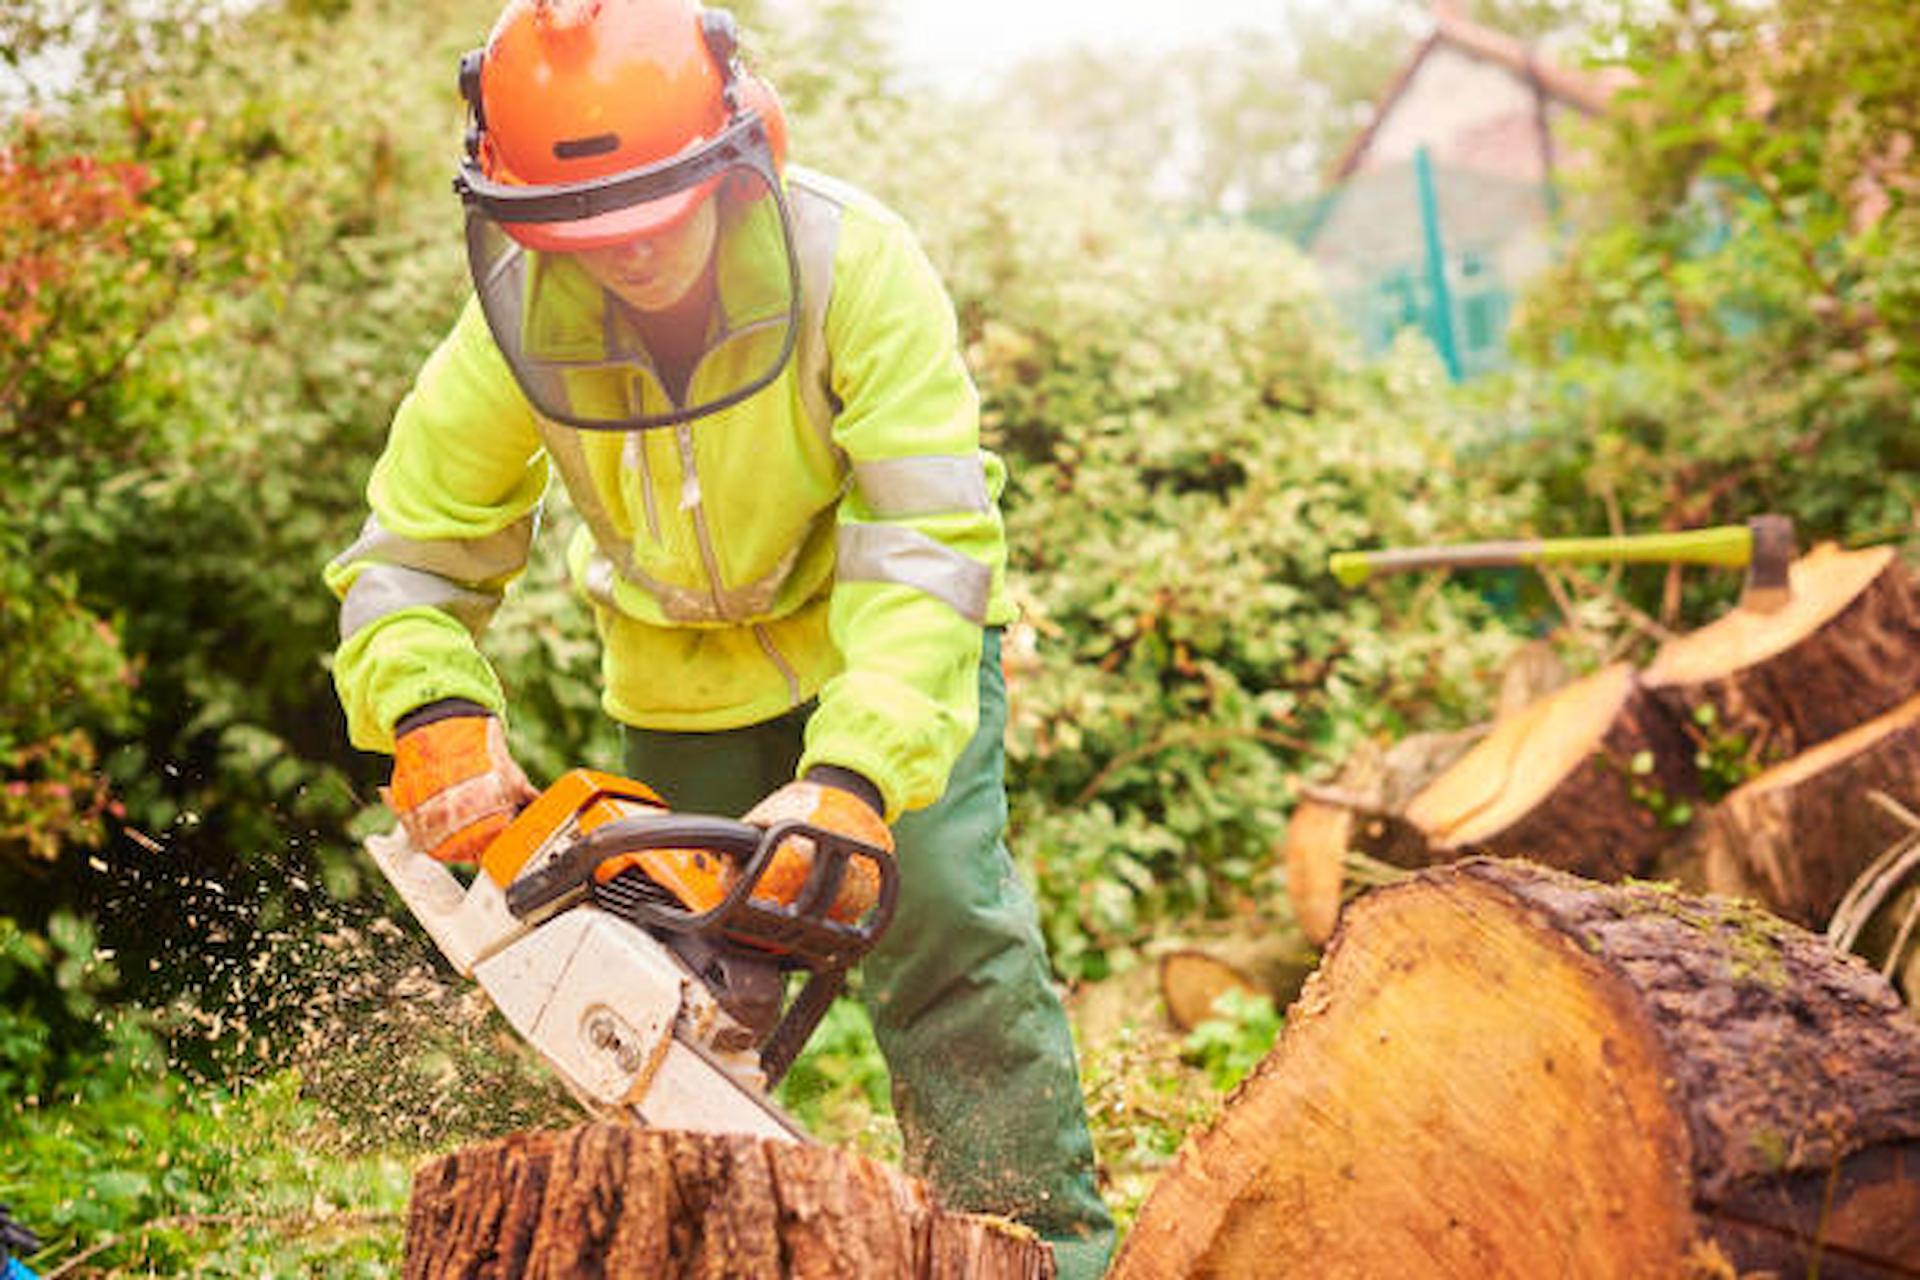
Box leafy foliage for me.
[1500,0,1920,565]
[4,1066,409,1276]
[1179,986,1285,1091]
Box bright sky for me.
[882,0,1304,93]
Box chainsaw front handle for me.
[503,813,765,921]
[504,812,900,971]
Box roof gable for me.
[1329,5,1624,183]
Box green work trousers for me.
[622,629,1116,1279]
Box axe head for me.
[1740,514,1796,613]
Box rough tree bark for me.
[404,1125,1054,1279]
[1691,693,1920,927]
[1113,860,1920,1280]
[1642,543,1920,760]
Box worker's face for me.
[574,196,718,313]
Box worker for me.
[323,0,1114,1273]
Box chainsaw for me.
[365,769,898,1142]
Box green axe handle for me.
[1328,525,1756,589]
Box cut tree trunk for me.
[1642,543,1920,760]
[1279,797,1354,945]
[1401,663,1696,879]
[1112,859,1920,1280]
[404,1125,1053,1279]
[1693,692,1920,927]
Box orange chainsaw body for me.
[478,769,876,924]
[481,769,738,915]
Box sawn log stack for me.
[1289,540,1920,952]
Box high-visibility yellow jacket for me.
[325,168,1012,820]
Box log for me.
[404,1125,1054,1279]
[1157,935,1318,1034]
[1694,692,1920,927]
[1402,663,1697,878]
[1283,728,1481,943]
[1279,797,1353,944]
[1159,950,1259,1032]
[1642,543,1920,759]
[1112,860,1920,1280]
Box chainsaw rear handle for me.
[504,812,901,971]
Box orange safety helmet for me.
[456,0,788,253]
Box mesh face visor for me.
[457,114,799,432]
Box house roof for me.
[1328,2,1627,183]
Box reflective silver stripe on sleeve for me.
[340,564,502,641]
[835,523,990,623]
[331,513,536,585]
[853,455,991,519]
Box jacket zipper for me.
[620,313,783,627]
[675,422,730,618]
[626,433,663,542]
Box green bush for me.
[1499,0,1920,564]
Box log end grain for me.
[1159,950,1261,1032]
[1697,691,1920,925]
[1405,666,1695,879]
[1281,799,1351,945]
[1644,544,1920,756]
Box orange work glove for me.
[741,773,891,923]
[385,701,539,864]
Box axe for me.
[1328,515,1796,613]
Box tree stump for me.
[1401,664,1697,878]
[1112,859,1920,1280]
[404,1125,1054,1279]
[1642,543,1920,760]
[1692,692,1920,927]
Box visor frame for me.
[462,152,803,435]
[455,110,778,232]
